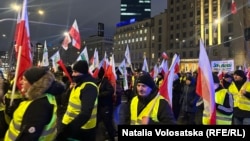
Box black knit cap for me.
[137,71,156,89]
[234,70,246,79]
[73,60,89,74]
[24,67,47,84]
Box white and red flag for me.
[14,9,21,42]
[14,0,32,91]
[231,0,237,14]
[89,48,99,73]
[162,52,169,60]
[196,39,216,125]
[159,54,180,107]
[105,54,117,90]
[69,19,81,50]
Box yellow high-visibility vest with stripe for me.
[202,89,233,125]
[4,94,57,141]
[228,81,250,111]
[130,95,164,125]
[62,82,98,129]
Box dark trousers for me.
[97,106,116,141]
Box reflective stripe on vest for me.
[5,90,23,99]
[203,89,233,125]
[228,82,250,111]
[130,95,164,125]
[62,82,98,129]
[4,94,57,141]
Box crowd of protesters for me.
[0,61,250,141]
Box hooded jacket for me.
[5,71,65,141]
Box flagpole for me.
[10,46,22,106]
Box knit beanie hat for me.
[137,72,156,89]
[73,60,89,74]
[234,70,246,79]
[24,67,47,84]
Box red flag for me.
[231,0,237,14]
[196,39,216,125]
[57,59,73,83]
[69,19,81,50]
[15,0,32,91]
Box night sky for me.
[0,0,167,51]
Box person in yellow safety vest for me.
[4,78,24,125]
[4,67,65,141]
[57,60,99,141]
[129,71,176,125]
[203,73,233,125]
[228,70,250,125]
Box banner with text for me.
[211,60,234,72]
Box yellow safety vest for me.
[62,82,98,129]
[228,81,250,111]
[203,89,233,125]
[5,90,23,99]
[4,94,57,141]
[130,95,164,125]
[0,102,5,111]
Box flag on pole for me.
[89,48,99,72]
[159,54,180,107]
[159,59,168,74]
[14,9,21,42]
[14,0,32,91]
[76,46,89,64]
[231,0,237,14]
[105,54,117,90]
[57,59,73,83]
[124,44,132,65]
[69,19,81,50]
[196,39,216,125]
[142,56,149,72]
[62,33,71,50]
[41,40,49,66]
[162,52,169,60]
[50,51,60,72]
[118,59,129,90]
[150,64,159,80]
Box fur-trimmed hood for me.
[25,71,65,100]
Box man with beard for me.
[129,71,176,125]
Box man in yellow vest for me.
[228,70,250,125]
[129,71,176,125]
[57,60,99,141]
[202,73,233,125]
[4,66,65,141]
